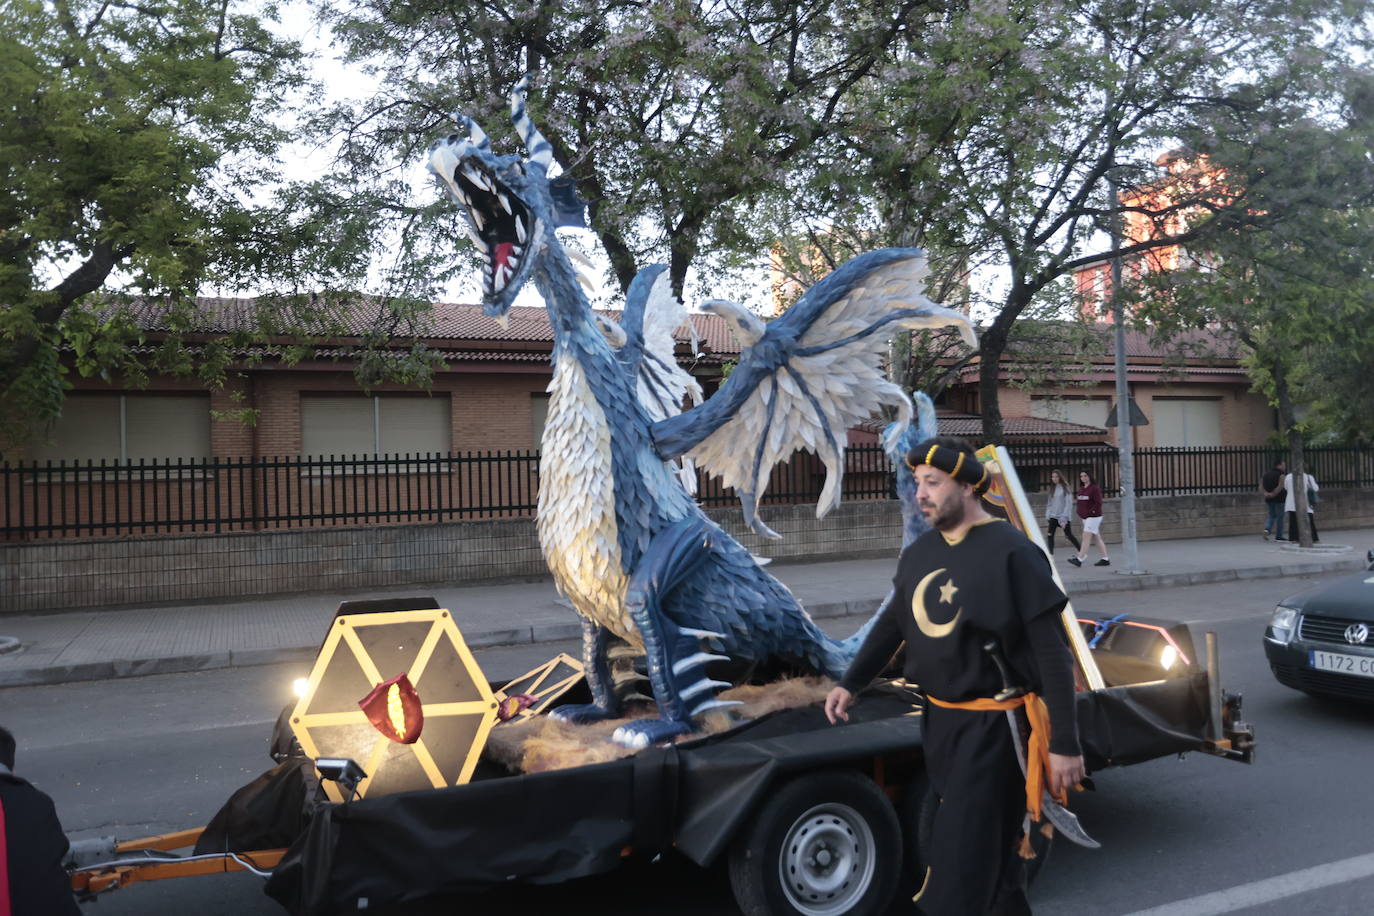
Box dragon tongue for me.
[493,242,515,270]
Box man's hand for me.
[1047,752,1086,798]
[824,686,854,724]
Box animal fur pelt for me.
[485,676,834,775]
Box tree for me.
[1134,76,1374,547]
[0,0,390,449]
[318,0,947,303]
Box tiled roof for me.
[852,413,1105,438]
[935,414,1106,438]
[108,296,743,358]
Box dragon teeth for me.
[511,244,523,256]
[515,216,527,243]
[496,192,511,214]
[472,210,485,231]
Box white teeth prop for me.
[497,192,511,213]
[515,217,527,243]
[472,209,485,231]
[576,269,596,293]
[511,244,523,256]
[465,225,487,250]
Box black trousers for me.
[1046,518,1080,553]
[915,705,1031,916]
[1286,511,1318,543]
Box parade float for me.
[66,80,1254,916]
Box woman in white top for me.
[1044,468,1081,555]
[1282,470,1319,543]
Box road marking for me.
[1119,851,1374,916]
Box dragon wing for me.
[651,248,975,538]
[618,265,703,422]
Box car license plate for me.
[1309,650,1374,678]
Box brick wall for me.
[3,489,1371,614]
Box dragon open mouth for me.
[449,160,536,299]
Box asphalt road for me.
[5,570,1373,915]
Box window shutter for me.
[378,396,450,456]
[125,395,211,460]
[301,396,376,457]
[28,394,122,463]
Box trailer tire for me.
[727,768,901,916]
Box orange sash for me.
[925,692,1067,825]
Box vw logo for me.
[1345,623,1370,646]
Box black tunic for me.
[1,773,81,916]
[839,518,1080,916]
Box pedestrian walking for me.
[825,437,1084,916]
[1283,469,1320,544]
[1067,470,1109,567]
[1044,469,1081,555]
[0,725,82,916]
[1261,460,1287,541]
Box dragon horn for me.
[510,74,554,169]
[456,113,491,151]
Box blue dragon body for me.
[427,80,972,746]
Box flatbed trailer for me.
[67,448,1255,916]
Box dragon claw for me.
[612,718,696,749]
[690,698,745,717]
[550,703,620,725]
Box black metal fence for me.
[4,443,1372,540]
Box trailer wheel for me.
[728,769,901,916]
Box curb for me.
[2,554,1364,690]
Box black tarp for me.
[257,676,1215,915]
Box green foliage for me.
[0,0,432,452]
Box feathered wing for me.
[651,248,975,537]
[619,265,704,492]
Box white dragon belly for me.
[537,357,638,647]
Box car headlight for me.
[1269,605,1300,644]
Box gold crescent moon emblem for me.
[912,568,962,639]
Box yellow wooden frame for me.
[290,608,500,801]
[493,652,586,722]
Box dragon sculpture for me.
[427,78,975,747]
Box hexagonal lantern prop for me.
[290,607,499,802]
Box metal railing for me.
[4,443,1372,540]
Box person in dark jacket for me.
[0,726,81,916]
[1260,460,1287,541]
[1067,469,1109,567]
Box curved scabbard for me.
[1003,709,1101,850]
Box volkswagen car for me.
[1264,549,1374,701]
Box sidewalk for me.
[2,528,1370,688]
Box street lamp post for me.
[1108,175,1145,575]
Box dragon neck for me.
[532,234,613,363]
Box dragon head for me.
[427,77,586,319]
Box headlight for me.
[1269,605,1300,644]
[292,677,311,699]
[1159,644,1179,670]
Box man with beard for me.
[824,437,1084,916]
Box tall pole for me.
[1108,174,1144,574]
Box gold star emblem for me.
[938,580,959,604]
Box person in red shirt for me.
[0,726,81,916]
[1067,469,1109,567]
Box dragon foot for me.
[550,702,620,725]
[612,717,697,749]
